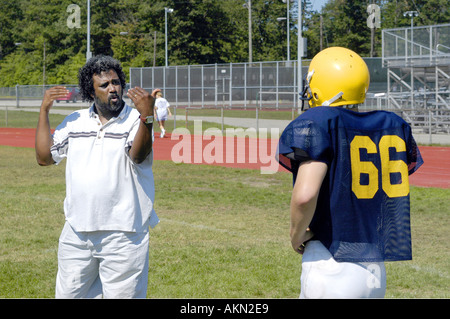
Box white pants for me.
[299,241,386,299]
[55,222,150,299]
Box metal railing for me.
[382,23,450,67]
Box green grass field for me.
[0,110,449,298]
[0,144,449,298]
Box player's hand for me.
[127,87,155,117]
[292,228,314,255]
[41,86,69,112]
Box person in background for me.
[153,89,172,138]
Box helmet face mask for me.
[300,47,370,110]
[299,73,313,110]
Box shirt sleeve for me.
[277,118,333,173]
[50,112,80,165]
[125,115,140,152]
[125,114,155,157]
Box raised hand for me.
[41,86,70,112]
[127,87,155,117]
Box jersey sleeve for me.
[405,126,424,175]
[277,118,332,173]
[50,112,80,164]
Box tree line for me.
[0,0,448,87]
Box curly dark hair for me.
[78,55,126,102]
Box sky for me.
[310,0,328,13]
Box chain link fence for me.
[1,57,449,140]
[129,58,388,110]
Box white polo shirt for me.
[50,103,159,232]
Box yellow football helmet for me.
[300,47,370,109]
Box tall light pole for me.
[297,0,303,110]
[283,0,290,61]
[86,0,92,61]
[277,0,291,61]
[277,17,288,60]
[243,1,252,63]
[248,0,252,63]
[403,11,419,59]
[165,7,174,67]
[403,10,418,110]
[43,40,46,88]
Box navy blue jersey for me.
[277,107,423,262]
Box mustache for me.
[108,94,122,105]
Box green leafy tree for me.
[168,0,236,65]
[0,0,448,86]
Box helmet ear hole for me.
[313,93,319,100]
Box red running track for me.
[1,127,449,188]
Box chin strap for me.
[299,70,346,109]
[321,91,343,106]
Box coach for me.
[35,55,159,298]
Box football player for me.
[277,47,423,298]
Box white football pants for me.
[299,240,386,298]
[55,222,149,298]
